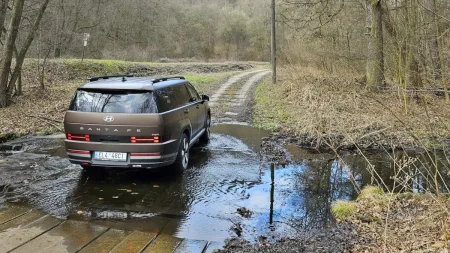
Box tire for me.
[81,165,92,170]
[80,165,106,179]
[199,114,211,144]
[173,133,189,171]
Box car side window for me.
[185,83,201,102]
[155,87,175,112]
[173,84,190,107]
[155,85,190,112]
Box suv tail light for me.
[131,136,160,143]
[67,133,90,142]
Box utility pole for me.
[271,0,277,84]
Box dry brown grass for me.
[339,189,450,252]
[0,83,78,136]
[260,65,450,148]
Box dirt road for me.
[209,69,270,123]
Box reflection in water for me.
[8,124,450,242]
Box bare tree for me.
[0,0,50,107]
[0,0,24,107]
[366,0,384,88]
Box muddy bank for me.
[218,224,358,253]
[260,130,435,164]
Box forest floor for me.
[0,59,258,142]
[253,65,450,151]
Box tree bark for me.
[433,0,449,103]
[366,0,384,88]
[6,0,50,98]
[0,0,9,40]
[12,44,22,95]
[0,0,24,108]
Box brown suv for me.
[64,75,211,171]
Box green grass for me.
[185,73,230,94]
[332,200,357,219]
[358,186,384,200]
[253,77,287,131]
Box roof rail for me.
[88,74,134,82]
[152,76,185,84]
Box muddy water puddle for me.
[1,124,450,242]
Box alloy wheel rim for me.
[181,138,189,168]
[206,117,211,138]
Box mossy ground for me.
[332,200,357,219]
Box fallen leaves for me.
[338,193,450,252]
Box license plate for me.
[94,152,127,161]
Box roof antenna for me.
[122,76,127,82]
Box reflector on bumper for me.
[130,153,161,159]
[67,149,91,158]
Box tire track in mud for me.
[210,69,271,123]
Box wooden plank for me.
[0,209,46,231]
[12,220,107,253]
[203,241,224,253]
[143,234,183,253]
[79,229,131,253]
[0,205,31,224]
[110,230,156,253]
[0,215,63,252]
[173,239,208,253]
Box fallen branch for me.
[26,114,62,124]
[25,115,63,132]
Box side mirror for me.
[201,95,209,102]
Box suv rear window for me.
[69,89,158,113]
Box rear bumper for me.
[65,139,179,169]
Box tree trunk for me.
[366,0,384,88]
[0,0,8,40]
[40,49,51,90]
[6,0,50,98]
[0,0,24,108]
[433,0,449,103]
[16,70,21,95]
[12,44,22,95]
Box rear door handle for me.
[196,104,200,109]
[184,109,190,114]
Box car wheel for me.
[199,114,211,144]
[81,165,92,170]
[173,133,189,171]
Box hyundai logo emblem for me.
[103,116,115,122]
